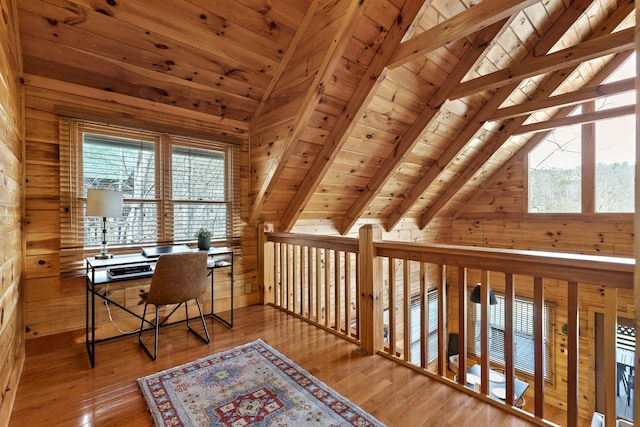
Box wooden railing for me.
[258,223,635,427]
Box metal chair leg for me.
[138,303,159,361]
[185,298,210,344]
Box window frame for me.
[525,54,635,215]
[60,119,240,277]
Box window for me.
[60,120,240,275]
[528,124,582,213]
[528,53,635,213]
[469,294,554,381]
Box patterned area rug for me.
[138,339,385,426]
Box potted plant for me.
[194,228,211,251]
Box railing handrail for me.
[266,230,634,288]
[266,231,360,253]
[374,241,634,289]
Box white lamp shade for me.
[86,189,123,218]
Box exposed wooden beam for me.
[385,0,597,231]
[419,5,634,227]
[387,0,538,69]
[247,0,364,224]
[279,0,427,232]
[515,104,634,135]
[484,77,635,121]
[449,28,635,100]
[340,20,508,235]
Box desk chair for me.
[138,251,210,360]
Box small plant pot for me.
[197,236,210,251]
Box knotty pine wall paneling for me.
[0,0,24,424]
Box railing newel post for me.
[258,222,275,305]
[359,224,383,354]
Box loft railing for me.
[258,223,635,427]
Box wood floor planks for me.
[10,305,550,426]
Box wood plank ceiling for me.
[18,0,636,234]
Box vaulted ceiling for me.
[18,0,636,234]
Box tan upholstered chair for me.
[138,251,210,360]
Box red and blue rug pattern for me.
[138,339,385,426]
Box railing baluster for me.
[504,273,515,408]
[292,244,298,314]
[307,246,313,321]
[345,252,351,336]
[316,247,321,323]
[324,248,330,328]
[389,258,396,357]
[403,259,410,361]
[420,261,427,369]
[566,281,579,427]
[437,263,446,376]
[534,276,544,418]
[335,250,340,333]
[603,287,617,427]
[480,270,490,395]
[458,266,468,386]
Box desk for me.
[85,247,233,368]
[466,365,529,406]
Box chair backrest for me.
[147,251,208,305]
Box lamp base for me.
[94,253,114,259]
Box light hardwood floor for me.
[10,305,559,426]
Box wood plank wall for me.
[451,150,635,420]
[0,0,24,424]
[21,76,263,341]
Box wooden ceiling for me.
[18,0,636,234]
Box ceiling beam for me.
[384,0,597,231]
[387,0,538,69]
[339,20,508,235]
[278,0,428,231]
[483,77,635,121]
[418,3,635,228]
[247,0,365,225]
[449,28,635,100]
[515,105,635,135]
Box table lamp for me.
[86,189,123,259]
